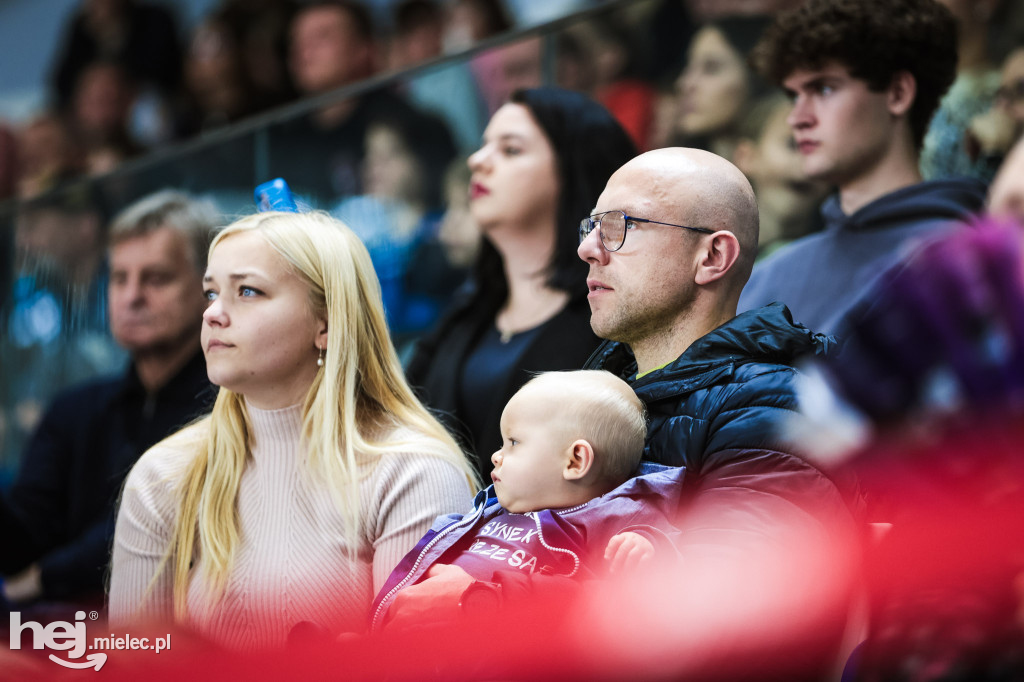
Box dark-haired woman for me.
[406,87,637,480]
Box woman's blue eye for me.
[204,290,217,301]
[240,286,259,297]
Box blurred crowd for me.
[2,0,1024,679]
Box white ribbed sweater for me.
[108,403,472,649]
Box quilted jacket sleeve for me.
[663,367,862,674]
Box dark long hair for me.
[472,87,637,313]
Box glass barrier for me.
[0,0,669,482]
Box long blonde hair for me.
[163,211,477,619]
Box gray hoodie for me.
[738,178,986,337]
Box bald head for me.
[610,148,760,284]
[516,370,647,486]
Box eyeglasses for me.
[579,210,714,252]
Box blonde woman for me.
[108,211,477,648]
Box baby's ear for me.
[564,440,595,481]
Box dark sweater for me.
[0,351,214,602]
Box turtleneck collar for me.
[245,401,304,457]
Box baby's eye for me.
[508,438,518,447]
[204,289,218,302]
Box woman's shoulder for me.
[368,427,472,489]
[372,426,461,466]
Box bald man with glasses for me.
[578,148,859,679]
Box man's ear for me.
[564,439,595,481]
[887,71,916,118]
[695,231,741,286]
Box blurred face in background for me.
[363,123,422,204]
[676,27,749,137]
[735,102,828,236]
[289,5,371,94]
[73,63,134,138]
[996,48,1024,127]
[186,21,246,118]
[466,102,559,233]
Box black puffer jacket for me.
[587,302,833,468]
[587,303,860,677]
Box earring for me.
[317,345,324,367]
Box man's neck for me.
[839,143,922,215]
[630,299,737,376]
[134,339,200,395]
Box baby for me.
[371,370,685,630]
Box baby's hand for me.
[604,531,655,573]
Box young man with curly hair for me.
[738,0,987,337]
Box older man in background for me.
[1,190,218,611]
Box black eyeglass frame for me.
[579,210,715,252]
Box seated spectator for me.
[180,13,274,134]
[666,16,770,161]
[332,108,458,340]
[739,0,986,338]
[269,0,437,205]
[373,370,680,631]
[577,146,859,679]
[213,0,299,112]
[398,160,482,354]
[560,14,658,151]
[0,190,218,612]
[391,0,486,154]
[108,210,476,647]
[732,95,829,259]
[405,87,636,478]
[389,0,443,69]
[920,0,1003,182]
[50,0,182,118]
[69,61,142,175]
[968,46,1024,167]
